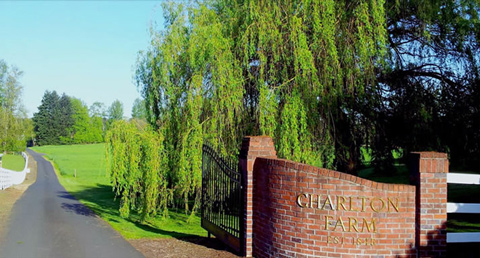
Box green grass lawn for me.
[31,144,207,240]
[358,164,410,184]
[1,153,25,171]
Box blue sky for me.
[0,1,164,118]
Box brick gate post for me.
[410,152,448,258]
[239,136,277,257]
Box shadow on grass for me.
[56,184,238,256]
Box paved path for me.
[0,149,144,258]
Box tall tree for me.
[0,60,32,152]
[58,93,74,143]
[33,91,73,145]
[69,97,104,143]
[131,0,388,217]
[33,91,61,145]
[107,100,124,123]
[90,101,107,138]
[131,98,147,120]
[89,101,106,118]
[370,0,480,169]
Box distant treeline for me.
[32,90,146,146]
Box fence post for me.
[239,136,277,257]
[410,152,448,257]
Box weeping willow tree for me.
[119,0,388,217]
[105,120,170,220]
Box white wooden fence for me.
[0,152,30,190]
[447,172,480,243]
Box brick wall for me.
[252,158,416,258]
[239,136,448,258]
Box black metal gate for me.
[201,144,243,253]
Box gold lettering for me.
[348,217,359,232]
[348,197,359,211]
[296,193,308,208]
[337,196,347,211]
[358,196,367,212]
[324,215,334,230]
[310,194,321,209]
[361,218,377,233]
[352,237,377,246]
[356,237,363,245]
[327,235,344,244]
[370,198,386,212]
[322,195,335,210]
[305,194,312,208]
[388,198,399,212]
[332,217,347,232]
[297,193,400,219]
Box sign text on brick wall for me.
[296,194,400,233]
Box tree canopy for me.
[136,0,388,169]
[118,0,390,218]
[375,0,480,169]
[105,0,480,219]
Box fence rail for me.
[447,172,480,243]
[447,203,480,213]
[0,152,30,190]
[448,173,480,185]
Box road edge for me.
[0,151,38,242]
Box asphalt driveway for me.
[0,149,144,258]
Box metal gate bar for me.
[201,144,243,253]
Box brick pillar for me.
[410,152,448,258]
[239,136,277,257]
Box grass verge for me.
[31,144,207,240]
[1,154,25,171]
